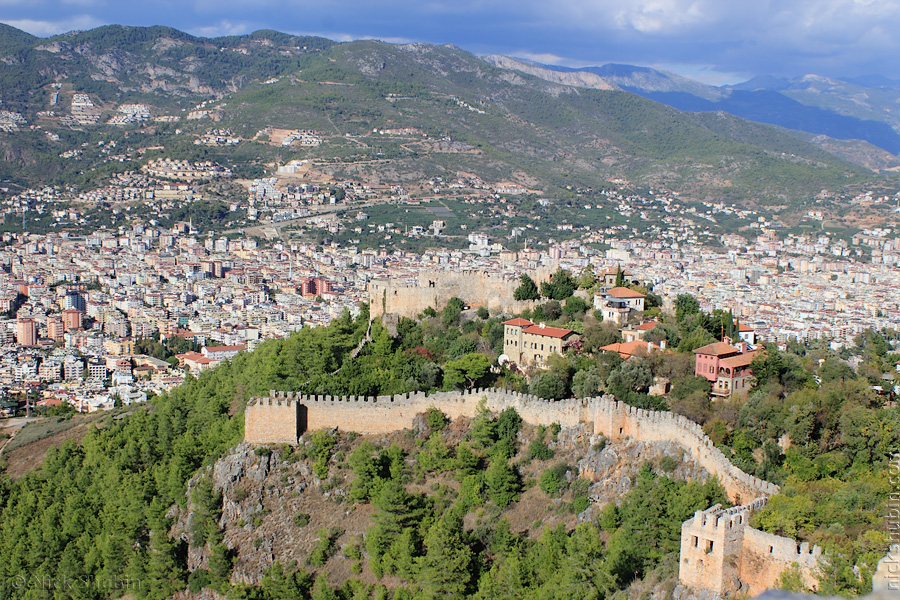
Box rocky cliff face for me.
[578,436,712,506]
[482,55,617,91]
[170,437,370,587]
[168,423,722,593]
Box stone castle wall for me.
[368,269,548,319]
[244,398,300,445]
[679,500,821,596]
[245,387,811,596]
[244,388,777,503]
[740,525,821,593]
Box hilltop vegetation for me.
[0,296,895,598]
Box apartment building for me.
[503,318,577,369]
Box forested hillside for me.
[0,289,895,599]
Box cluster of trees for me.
[0,309,372,599]
[504,290,896,594]
[513,269,577,302]
[133,334,201,364]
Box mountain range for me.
[0,24,898,211]
[484,55,900,157]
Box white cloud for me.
[507,51,597,68]
[187,20,249,37]
[1,14,104,36]
[286,30,416,44]
[614,0,710,34]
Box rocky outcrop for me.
[482,55,618,91]
[579,437,712,505]
[170,439,357,586]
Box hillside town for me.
[0,187,898,417]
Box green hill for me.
[0,24,892,206]
[0,300,892,599]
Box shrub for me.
[307,527,344,567]
[659,455,679,473]
[425,406,449,432]
[539,463,569,496]
[528,439,555,461]
[309,430,336,479]
[293,512,310,528]
[572,495,590,514]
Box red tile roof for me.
[693,342,740,357]
[522,324,575,339]
[503,318,534,327]
[599,340,662,359]
[720,351,759,369]
[607,286,645,299]
[204,345,246,352]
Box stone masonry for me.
[245,388,776,501]
[245,388,815,596]
[368,269,550,319]
[680,500,821,596]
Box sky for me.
[3,0,900,85]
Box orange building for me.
[62,309,83,331]
[16,318,36,346]
[47,316,64,341]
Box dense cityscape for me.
[1,154,898,416]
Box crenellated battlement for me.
[680,499,822,596]
[245,386,807,595]
[244,387,778,502]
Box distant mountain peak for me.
[481,55,617,90]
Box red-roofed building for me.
[599,340,665,360]
[176,351,218,375]
[503,318,577,368]
[737,323,756,345]
[622,320,659,343]
[594,287,646,325]
[202,344,246,361]
[694,338,759,396]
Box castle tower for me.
[679,504,749,594]
[244,392,302,444]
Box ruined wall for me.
[679,500,821,596]
[368,269,545,319]
[679,502,757,594]
[244,388,777,503]
[740,526,821,595]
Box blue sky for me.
[3,0,900,85]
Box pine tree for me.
[311,573,339,600]
[470,400,497,449]
[366,481,423,576]
[485,452,520,508]
[207,531,233,590]
[513,274,540,301]
[614,265,625,288]
[417,512,473,600]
